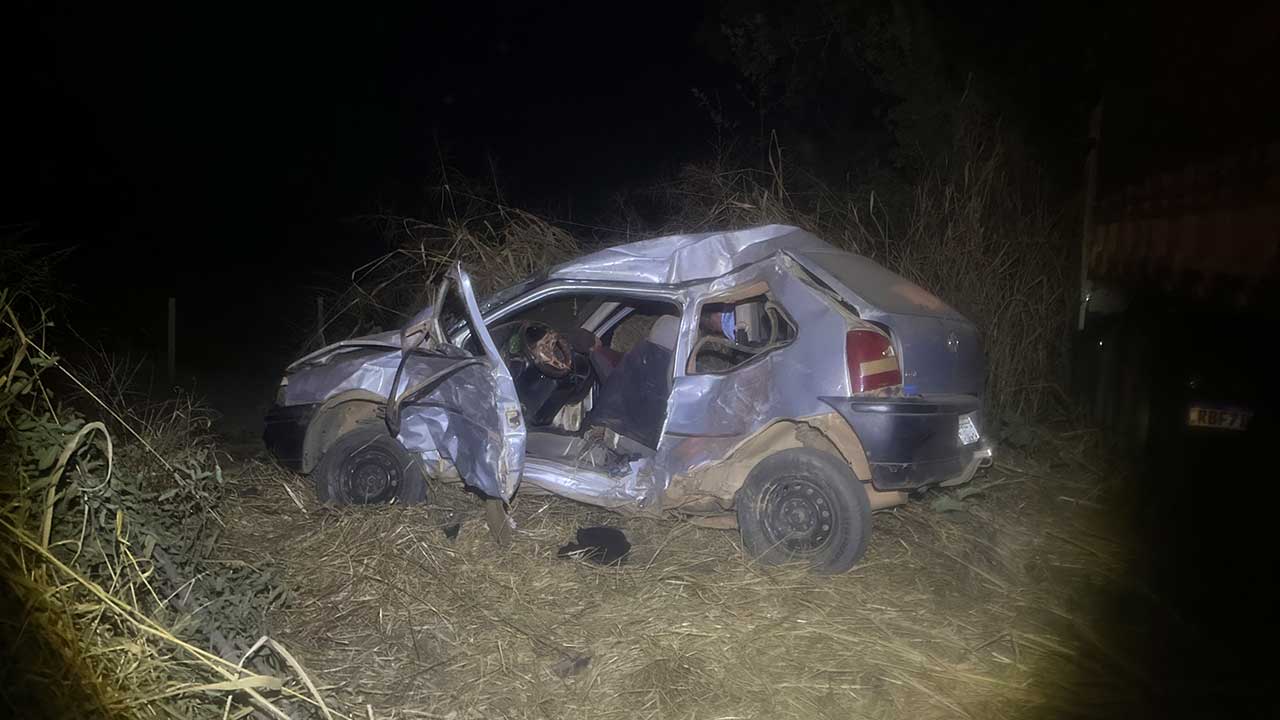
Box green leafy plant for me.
[1,290,330,719]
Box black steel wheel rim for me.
[341,443,402,503]
[761,476,837,554]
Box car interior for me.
[689,294,797,374]
[466,290,796,480]
[479,296,676,466]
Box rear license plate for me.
[1187,406,1252,431]
[958,413,980,445]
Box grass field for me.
[222,424,1147,720]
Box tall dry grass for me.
[852,133,1076,423]
[307,204,580,352]
[1,291,329,719]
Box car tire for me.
[736,448,871,574]
[313,426,428,506]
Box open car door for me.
[389,264,526,501]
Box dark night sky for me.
[6,1,737,348]
[5,1,1276,359]
[9,2,728,280]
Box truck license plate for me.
[1187,406,1252,431]
[958,413,981,445]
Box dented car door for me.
[394,264,527,501]
[276,264,526,502]
[448,266,526,500]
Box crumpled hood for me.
[286,329,404,372]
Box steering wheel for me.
[520,321,574,378]
[498,321,596,426]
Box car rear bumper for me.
[263,403,317,471]
[820,394,993,491]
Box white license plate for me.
[958,413,981,445]
[1187,406,1252,431]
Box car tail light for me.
[846,329,902,392]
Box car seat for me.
[589,315,679,449]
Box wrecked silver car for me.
[264,225,992,572]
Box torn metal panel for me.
[522,457,649,511]
[280,266,525,502]
[283,344,517,499]
[286,329,403,372]
[646,255,858,505]
[452,266,526,500]
[658,413,874,513]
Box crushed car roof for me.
[544,224,964,320]
[546,224,832,285]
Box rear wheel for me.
[313,426,427,505]
[736,448,871,574]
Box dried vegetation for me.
[1,294,315,719]
[226,426,1138,719]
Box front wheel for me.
[313,426,428,505]
[736,448,871,574]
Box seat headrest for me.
[646,315,680,350]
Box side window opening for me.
[599,300,674,354]
[691,293,796,374]
[465,295,600,355]
[505,295,595,331]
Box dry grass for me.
[308,208,580,352]
[225,427,1142,719]
[858,130,1074,423]
[2,298,323,719]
